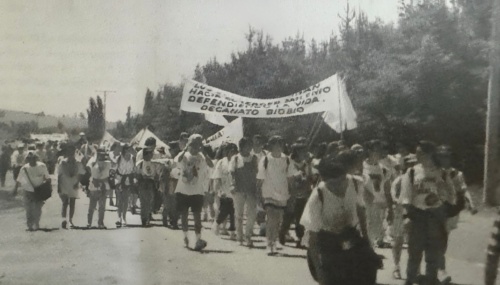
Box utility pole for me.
[484,2,500,284]
[95,90,116,121]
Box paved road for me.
[0,171,496,285]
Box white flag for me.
[321,76,357,132]
[204,113,228,126]
[204,117,244,148]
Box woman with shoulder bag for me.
[12,150,50,231]
[300,154,381,285]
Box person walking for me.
[0,145,12,187]
[212,143,238,240]
[11,143,27,182]
[175,134,214,251]
[279,143,313,248]
[257,136,298,255]
[300,154,378,285]
[136,147,163,227]
[115,145,135,227]
[12,150,50,231]
[86,148,111,229]
[400,141,466,285]
[229,137,259,247]
[57,144,85,229]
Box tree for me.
[86,96,105,142]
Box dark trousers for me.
[13,166,22,181]
[0,167,7,186]
[163,192,179,227]
[176,193,204,234]
[406,207,447,285]
[308,228,379,285]
[139,180,156,225]
[280,197,307,241]
[216,197,235,231]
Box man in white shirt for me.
[175,134,214,251]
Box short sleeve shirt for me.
[17,162,49,192]
[175,152,209,196]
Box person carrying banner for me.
[12,150,50,231]
[175,134,214,251]
[257,136,298,255]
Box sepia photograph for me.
[0,0,499,284]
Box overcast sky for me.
[0,0,399,122]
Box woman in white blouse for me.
[12,150,50,231]
[300,154,380,285]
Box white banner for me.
[204,117,244,148]
[181,75,341,118]
[321,77,357,132]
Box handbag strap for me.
[23,167,35,188]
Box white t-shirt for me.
[88,160,111,191]
[399,164,449,210]
[212,157,233,197]
[175,152,210,196]
[17,162,50,192]
[300,178,363,234]
[363,160,391,204]
[257,153,298,205]
[135,160,163,180]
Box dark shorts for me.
[176,193,204,214]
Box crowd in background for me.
[0,131,477,285]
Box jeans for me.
[233,192,257,241]
[116,185,130,220]
[366,202,387,245]
[280,197,307,241]
[265,204,284,246]
[139,180,156,224]
[24,191,43,229]
[88,190,106,226]
[406,206,447,284]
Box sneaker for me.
[393,268,402,279]
[220,228,229,236]
[194,239,207,251]
[438,270,452,284]
[87,224,91,229]
[61,221,67,229]
[266,246,274,256]
[229,232,237,241]
[184,237,189,248]
[116,221,122,228]
[98,224,107,230]
[122,220,127,227]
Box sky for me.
[0,0,400,122]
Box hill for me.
[0,109,116,130]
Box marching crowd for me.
[0,131,478,285]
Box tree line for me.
[113,0,491,182]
